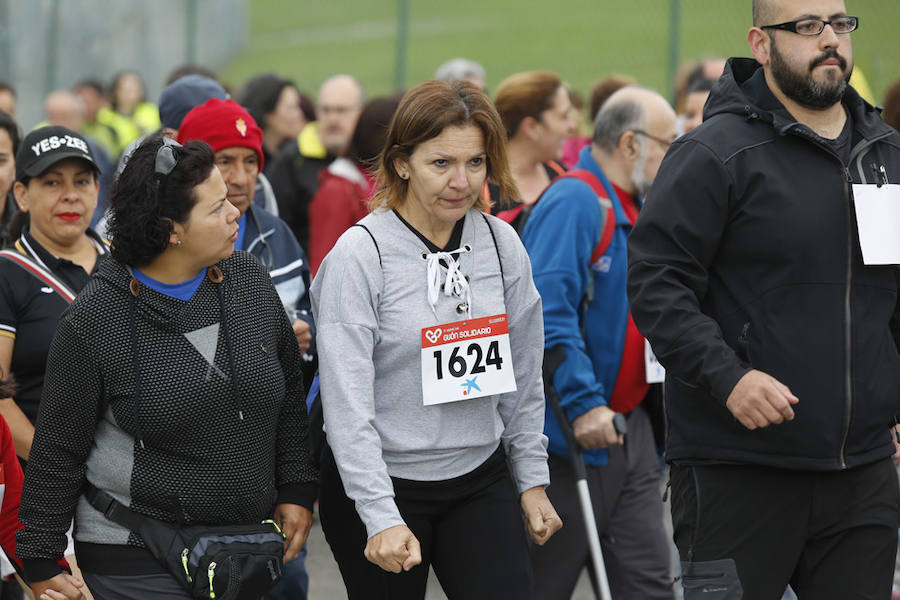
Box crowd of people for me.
[0,0,896,598]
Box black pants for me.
[670,458,900,600]
[82,572,192,599]
[530,403,673,599]
[319,443,532,600]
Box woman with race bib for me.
[311,80,561,599]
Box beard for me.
[630,138,653,198]
[770,39,852,109]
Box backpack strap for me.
[0,249,77,303]
[83,482,148,533]
[479,212,505,284]
[589,195,615,266]
[351,223,381,267]
[539,170,616,265]
[545,159,566,177]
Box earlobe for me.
[620,131,638,159]
[393,157,409,181]
[164,218,182,247]
[520,116,540,141]
[748,27,770,65]
[12,182,27,213]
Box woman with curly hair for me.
[16,136,317,599]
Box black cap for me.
[16,126,99,182]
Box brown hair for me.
[494,71,563,139]
[589,74,637,123]
[883,79,900,133]
[372,80,516,212]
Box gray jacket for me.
[311,209,549,537]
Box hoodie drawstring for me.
[425,245,472,319]
[127,265,241,450]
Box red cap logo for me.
[235,118,247,137]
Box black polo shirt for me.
[0,228,108,424]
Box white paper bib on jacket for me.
[853,183,900,264]
[421,314,517,406]
[645,339,665,384]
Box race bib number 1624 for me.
[420,314,517,406]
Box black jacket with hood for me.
[627,58,900,471]
[16,251,318,580]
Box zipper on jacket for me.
[182,548,192,582]
[737,322,752,363]
[208,562,217,598]
[839,166,853,469]
[784,123,893,469]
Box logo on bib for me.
[461,377,481,395]
[425,328,442,344]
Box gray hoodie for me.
[311,208,549,538]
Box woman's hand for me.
[521,486,562,545]
[292,319,312,354]
[364,525,422,573]
[273,503,313,562]
[31,573,84,600]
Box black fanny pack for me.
[85,483,285,600]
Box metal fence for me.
[0,0,245,130]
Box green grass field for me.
[224,0,900,106]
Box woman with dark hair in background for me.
[306,95,400,275]
[0,112,19,245]
[16,136,317,599]
[238,73,308,170]
[678,77,717,135]
[312,80,560,599]
[490,71,575,230]
[0,126,105,462]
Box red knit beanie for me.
[177,98,265,170]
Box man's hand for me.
[364,525,422,573]
[292,319,312,354]
[726,369,799,430]
[31,573,84,600]
[521,487,562,546]
[572,405,624,449]
[273,503,313,563]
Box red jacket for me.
[307,158,373,275]
[0,417,23,576]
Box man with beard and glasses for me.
[627,1,900,598]
[521,86,677,599]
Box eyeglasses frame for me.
[761,16,859,36]
[632,129,673,151]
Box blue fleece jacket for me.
[521,145,636,466]
[242,205,315,349]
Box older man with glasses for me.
[521,85,677,599]
[628,1,900,598]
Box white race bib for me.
[645,339,665,384]
[852,183,900,265]
[420,314,517,406]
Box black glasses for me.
[632,130,673,151]
[762,16,858,36]
[155,138,182,177]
